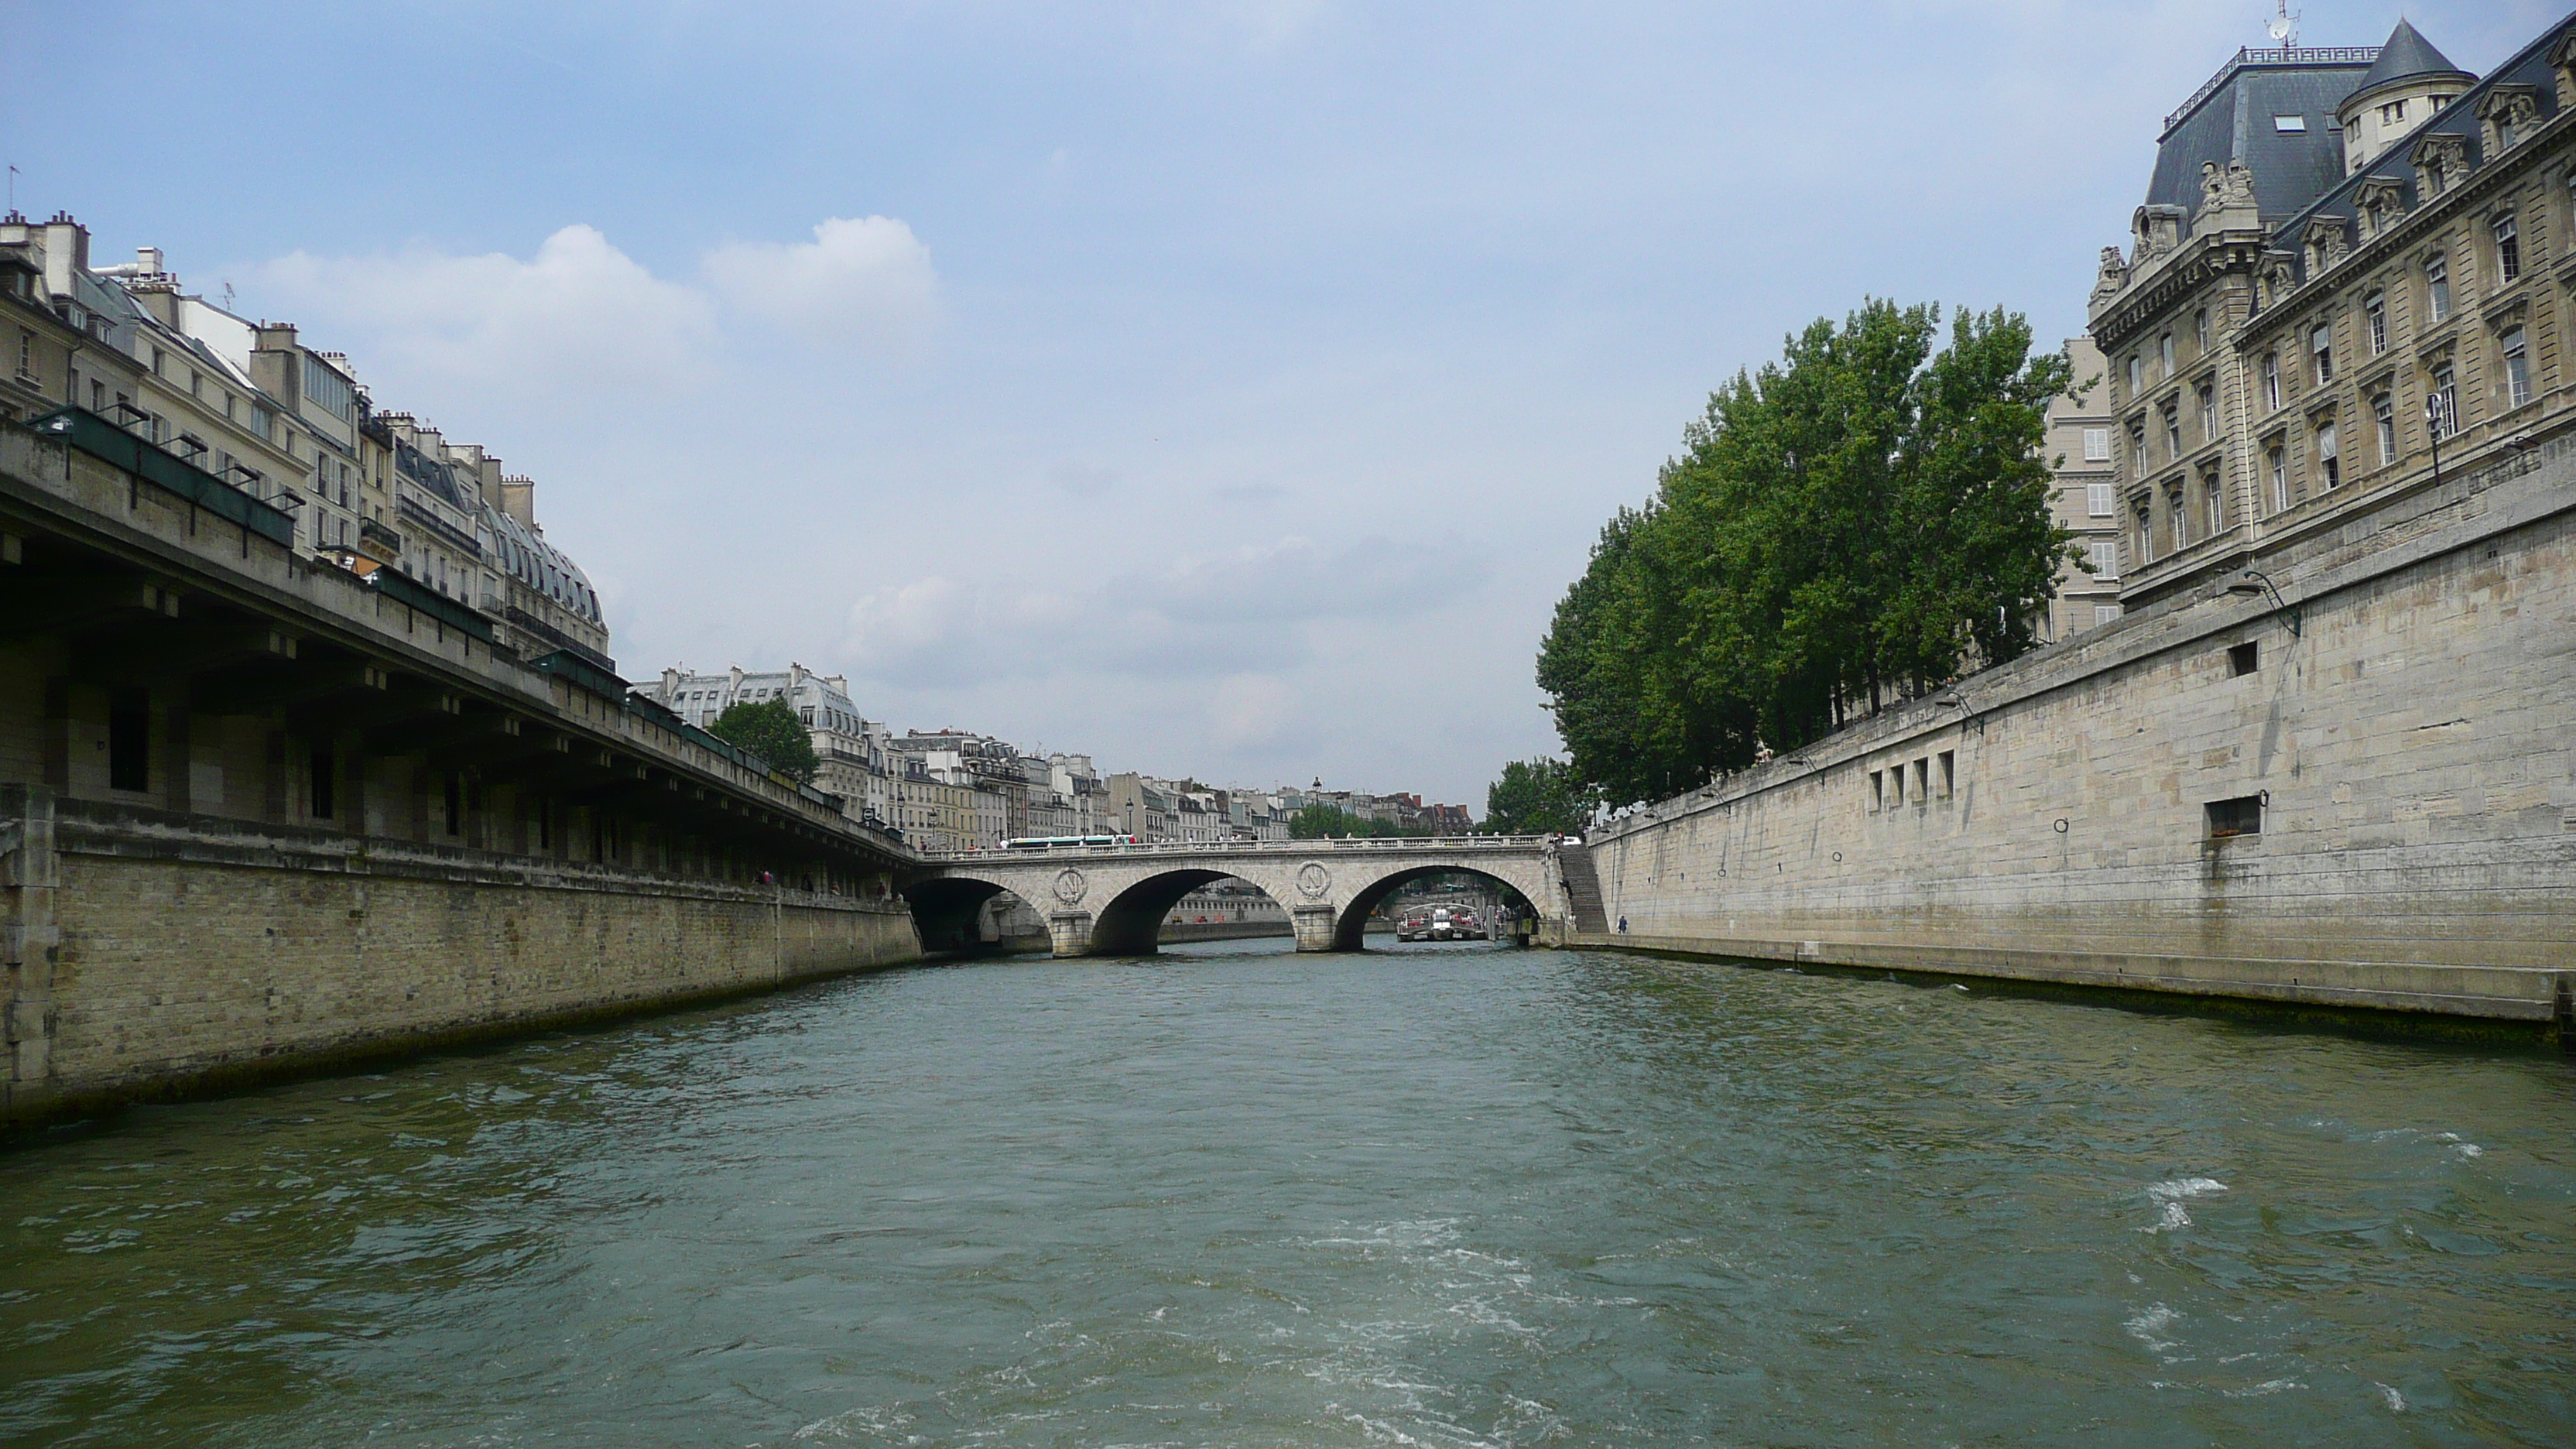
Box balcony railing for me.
[915,834,1550,862]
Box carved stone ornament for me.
[1053,868,1088,903]
[1296,862,1331,898]
[2198,161,2226,219]
[2092,245,2130,299]
[2551,29,2576,106]
[2355,176,2406,239]
[2303,217,2351,273]
[2411,132,2469,196]
[2478,85,2542,142]
[2224,161,2256,209]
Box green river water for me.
[0,939,2568,1447]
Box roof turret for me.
[2353,18,2466,94]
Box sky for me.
[7,0,2552,807]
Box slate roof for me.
[2352,18,2470,95]
[2149,53,2376,223]
[2271,11,2574,288]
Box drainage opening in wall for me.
[2205,795,2263,838]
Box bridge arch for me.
[904,839,1564,957]
[1328,863,1532,951]
[901,875,1029,954]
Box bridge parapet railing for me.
[916,835,1553,863]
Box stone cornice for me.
[2092,235,2266,351]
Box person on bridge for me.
[1618,916,1628,933]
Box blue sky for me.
[10,0,2550,805]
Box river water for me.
[2,940,2569,1447]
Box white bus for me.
[1001,834,1139,851]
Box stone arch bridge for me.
[904,838,1568,956]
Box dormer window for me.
[2273,115,2307,133]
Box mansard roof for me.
[2352,18,2470,95]
[2149,51,2375,224]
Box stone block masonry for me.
[1573,426,2575,1037]
[1,788,920,1125]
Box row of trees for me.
[1530,300,2078,807]
[1290,803,1431,839]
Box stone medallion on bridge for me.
[1053,868,1088,904]
[1296,861,1331,899]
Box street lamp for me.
[2225,568,2301,636]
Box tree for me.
[1290,804,1422,839]
[1538,300,2076,806]
[708,698,820,786]
[1483,757,1595,835]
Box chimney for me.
[498,474,538,529]
[40,213,87,302]
[661,666,681,698]
[250,323,300,407]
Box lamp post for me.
[2226,568,2301,637]
[2426,388,2454,490]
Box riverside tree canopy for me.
[1483,757,1595,835]
[1537,301,2078,806]
[708,698,822,786]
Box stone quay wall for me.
[1565,430,2575,1033]
[2,789,921,1125]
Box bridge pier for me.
[1291,904,1338,953]
[1046,910,1094,958]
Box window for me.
[2268,445,2289,513]
[1913,759,1930,802]
[2317,421,2340,490]
[1869,769,1884,812]
[2167,483,2188,546]
[2496,215,2521,283]
[2129,422,2147,478]
[2163,402,2181,461]
[108,687,149,793]
[2379,100,2406,125]
[2087,482,2114,516]
[2088,539,2119,579]
[2375,394,2396,464]
[2502,326,2531,409]
[2429,364,2458,436]
[2126,355,2141,396]
[2194,308,2210,352]
[2160,333,2174,377]
[2198,381,2218,442]
[2206,796,2263,838]
[2310,324,2334,385]
[2427,255,2450,322]
[2095,604,2123,626]
[2204,472,2224,537]
[2366,293,2386,355]
[2228,642,2259,677]
[2082,426,2110,462]
[1937,751,1954,799]
[2133,500,2153,564]
[2273,115,2307,133]
[15,328,27,376]
[2263,352,2281,410]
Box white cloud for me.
[703,216,938,347]
[258,224,718,401]
[837,537,1485,690]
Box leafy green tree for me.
[1290,804,1423,839]
[1538,300,2074,805]
[1482,757,1595,835]
[708,698,820,786]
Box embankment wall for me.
[3,791,921,1124]
[1571,427,2575,1029]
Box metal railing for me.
[2164,46,2379,133]
[915,834,1552,862]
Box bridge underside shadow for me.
[902,877,1014,954]
[1092,869,1242,956]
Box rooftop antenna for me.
[2266,0,2298,49]
[221,279,235,310]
